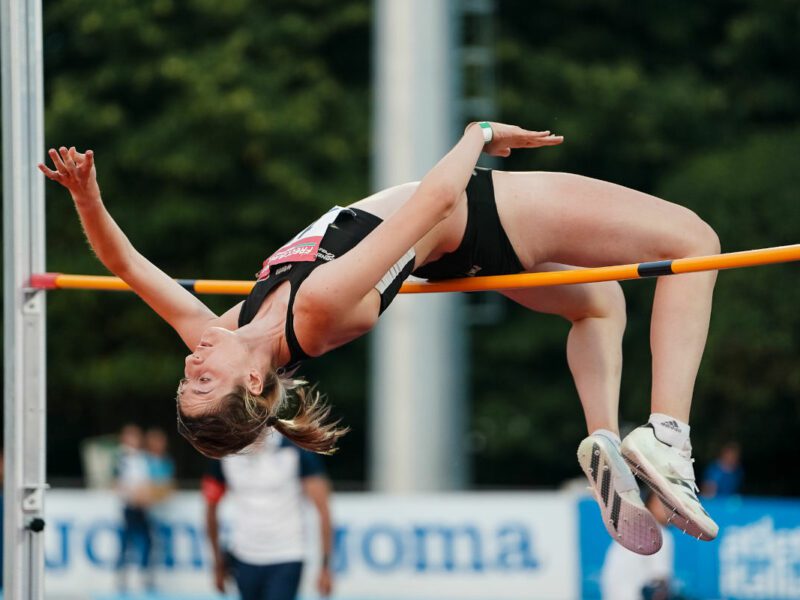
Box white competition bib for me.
[256,206,347,281]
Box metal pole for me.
[2,0,48,595]
[370,0,467,491]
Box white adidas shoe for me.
[621,425,718,541]
[577,434,663,555]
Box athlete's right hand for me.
[475,122,563,157]
[38,146,100,205]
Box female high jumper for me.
[40,121,720,555]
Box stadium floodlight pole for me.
[370,0,467,492]
[2,0,48,596]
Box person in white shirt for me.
[601,490,676,600]
[203,432,333,600]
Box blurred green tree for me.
[40,0,373,479]
[471,0,800,491]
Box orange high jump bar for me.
[29,243,800,296]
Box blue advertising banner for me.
[35,489,800,599]
[44,490,578,599]
[579,495,800,600]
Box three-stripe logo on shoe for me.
[666,476,695,493]
[601,469,611,506]
[610,493,621,530]
[666,476,704,507]
[595,445,624,530]
[660,419,681,432]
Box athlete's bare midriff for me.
[349,182,469,269]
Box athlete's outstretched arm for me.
[39,147,218,348]
[304,123,562,315]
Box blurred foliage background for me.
[4,0,798,491]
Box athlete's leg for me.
[504,266,663,554]
[495,170,720,540]
[501,264,626,435]
[494,171,720,422]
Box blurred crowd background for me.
[35,0,800,494]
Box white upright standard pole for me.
[2,0,48,596]
[370,0,467,492]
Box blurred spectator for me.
[601,491,682,600]
[203,432,334,600]
[114,423,155,593]
[144,426,176,581]
[145,427,176,503]
[701,442,743,498]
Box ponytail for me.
[271,384,348,455]
[177,368,348,458]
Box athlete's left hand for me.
[468,122,563,157]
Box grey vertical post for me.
[370,0,467,491]
[2,0,48,596]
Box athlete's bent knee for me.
[676,212,721,258]
[599,281,627,325]
[569,281,626,324]
[695,220,721,256]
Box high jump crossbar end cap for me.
[29,272,59,290]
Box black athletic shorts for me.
[412,167,523,280]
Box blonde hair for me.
[176,369,348,458]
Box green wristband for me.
[478,121,493,143]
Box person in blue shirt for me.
[701,442,743,498]
[115,425,176,593]
[144,427,176,501]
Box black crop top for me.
[238,207,415,368]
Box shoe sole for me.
[577,437,662,555]
[621,444,717,541]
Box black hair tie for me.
[266,415,279,427]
